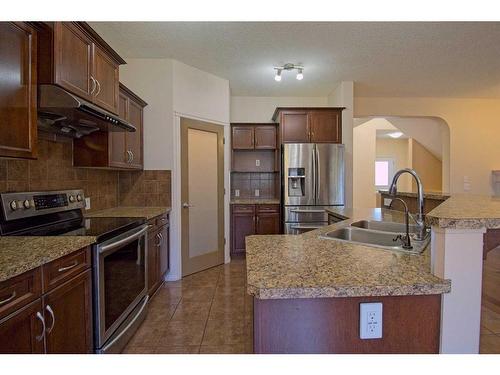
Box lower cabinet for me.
[147,214,170,296]
[231,204,280,255]
[0,248,93,354]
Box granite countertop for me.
[427,194,500,229]
[246,207,451,300]
[0,236,97,283]
[378,190,450,201]
[230,198,280,205]
[85,206,171,220]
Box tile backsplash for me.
[231,172,279,199]
[0,139,171,212]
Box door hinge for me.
[224,188,226,195]
[224,237,226,245]
[223,137,226,144]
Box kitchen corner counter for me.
[0,236,96,283]
[85,206,171,220]
[246,207,451,300]
[426,194,500,229]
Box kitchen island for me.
[246,207,450,354]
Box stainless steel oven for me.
[93,224,149,354]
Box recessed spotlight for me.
[388,132,403,138]
[296,68,303,80]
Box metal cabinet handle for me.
[58,260,78,273]
[45,305,55,334]
[0,291,16,306]
[126,150,133,163]
[35,312,46,342]
[158,232,163,246]
[130,150,134,163]
[155,233,161,247]
[95,79,101,96]
[90,77,96,95]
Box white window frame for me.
[375,158,395,190]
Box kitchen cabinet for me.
[0,22,38,159]
[230,204,280,255]
[147,214,170,296]
[38,22,125,115]
[73,83,147,169]
[231,124,278,150]
[0,247,93,354]
[272,108,344,144]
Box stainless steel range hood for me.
[37,84,136,138]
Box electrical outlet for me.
[235,189,240,197]
[360,302,383,339]
[84,197,91,210]
[383,198,392,207]
[255,159,260,167]
[254,189,260,197]
[463,176,471,191]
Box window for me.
[375,158,395,189]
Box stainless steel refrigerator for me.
[282,143,344,234]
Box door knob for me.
[182,203,194,208]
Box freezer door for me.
[283,143,315,206]
[284,222,327,235]
[284,205,332,223]
[315,144,344,205]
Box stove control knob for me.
[69,195,76,203]
[23,200,31,209]
[9,200,18,211]
[76,194,83,202]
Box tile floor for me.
[123,247,500,354]
[123,256,253,354]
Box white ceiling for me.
[89,22,500,98]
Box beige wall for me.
[410,139,442,192]
[355,97,500,195]
[375,138,412,192]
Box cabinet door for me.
[43,269,93,354]
[232,126,254,149]
[147,230,161,295]
[309,110,342,143]
[159,225,170,278]
[0,300,45,354]
[0,22,38,159]
[125,99,144,169]
[281,111,309,143]
[256,213,281,235]
[53,22,93,101]
[254,126,277,149]
[109,93,128,168]
[231,212,256,254]
[93,44,120,114]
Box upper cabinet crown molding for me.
[36,22,126,115]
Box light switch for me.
[360,302,383,339]
[84,197,91,210]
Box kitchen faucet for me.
[388,168,427,241]
[389,198,413,250]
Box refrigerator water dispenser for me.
[288,168,305,197]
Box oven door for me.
[94,224,148,349]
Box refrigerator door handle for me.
[315,145,320,203]
[312,144,317,204]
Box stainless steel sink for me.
[321,226,429,254]
[350,220,420,234]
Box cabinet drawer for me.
[0,268,42,321]
[232,204,256,214]
[257,204,280,213]
[42,247,91,292]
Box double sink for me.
[321,220,430,254]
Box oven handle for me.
[98,225,148,256]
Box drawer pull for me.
[0,291,17,306]
[58,260,79,273]
[45,305,55,334]
[159,217,168,222]
[35,312,46,342]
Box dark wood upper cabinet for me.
[309,110,342,143]
[232,126,255,149]
[0,300,45,354]
[42,269,93,354]
[280,111,309,143]
[92,44,120,114]
[0,22,38,159]
[38,22,126,115]
[273,108,344,144]
[74,83,146,169]
[254,126,277,149]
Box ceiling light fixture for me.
[274,69,282,82]
[388,131,404,138]
[273,63,304,82]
